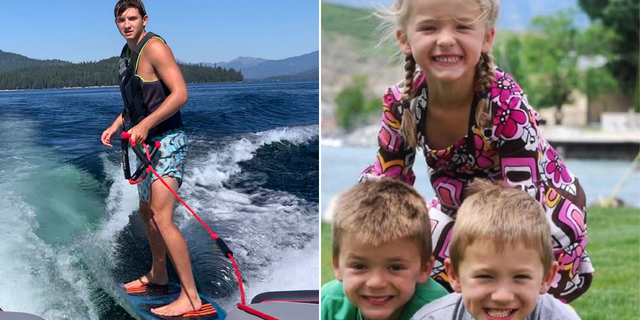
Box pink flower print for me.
[528,108,539,127]
[414,72,426,89]
[557,238,586,280]
[490,75,517,102]
[383,92,397,108]
[431,149,453,170]
[545,148,572,185]
[474,134,497,168]
[550,271,562,289]
[494,98,527,139]
[435,148,451,159]
[453,138,466,150]
[451,152,468,167]
[434,159,448,171]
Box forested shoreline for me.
[0,56,244,90]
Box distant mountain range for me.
[0,50,71,72]
[0,49,319,85]
[261,67,320,82]
[0,50,243,90]
[202,51,319,80]
[209,56,267,70]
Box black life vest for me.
[118,32,183,139]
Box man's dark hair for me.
[114,0,147,18]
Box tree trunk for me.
[555,104,563,126]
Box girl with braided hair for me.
[360,0,593,303]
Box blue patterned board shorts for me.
[136,128,188,203]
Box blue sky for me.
[0,0,319,64]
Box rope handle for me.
[120,132,161,184]
[120,136,279,319]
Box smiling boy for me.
[411,180,581,320]
[322,179,448,320]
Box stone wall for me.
[588,93,634,123]
[536,90,588,126]
[601,112,640,131]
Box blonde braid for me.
[475,52,496,129]
[400,54,417,150]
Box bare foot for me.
[124,272,168,289]
[151,294,202,317]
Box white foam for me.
[173,127,319,304]
[0,122,319,317]
[0,110,318,317]
[245,235,320,301]
[98,153,140,244]
[183,125,318,196]
[0,119,99,318]
[0,194,47,314]
[255,125,319,145]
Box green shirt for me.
[321,279,448,320]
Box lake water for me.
[320,146,640,216]
[0,81,319,319]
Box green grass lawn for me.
[321,207,640,319]
[321,222,334,284]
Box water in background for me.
[0,81,319,319]
[321,146,640,215]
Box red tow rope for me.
[121,132,279,320]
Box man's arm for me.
[101,113,125,147]
[110,113,125,129]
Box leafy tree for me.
[494,34,534,94]
[0,57,243,90]
[519,12,581,124]
[365,97,383,115]
[578,0,639,111]
[493,11,623,123]
[335,74,368,132]
[575,22,621,106]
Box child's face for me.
[445,240,558,320]
[333,235,432,320]
[396,0,494,85]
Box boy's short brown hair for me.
[114,0,147,18]
[449,179,554,274]
[332,178,432,264]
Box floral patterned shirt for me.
[360,67,593,303]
